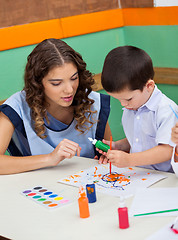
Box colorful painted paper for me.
[58,164,167,197]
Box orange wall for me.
[1,7,178,51]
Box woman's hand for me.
[49,139,81,166]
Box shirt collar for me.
[138,85,162,112]
[122,85,162,112]
[144,85,162,111]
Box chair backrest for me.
[0,99,6,105]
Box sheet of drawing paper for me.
[58,164,166,198]
[129,188,178,217]
[146,222,178,240]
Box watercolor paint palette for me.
[21,186,71,209]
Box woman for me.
[0,38,111,174]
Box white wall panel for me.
[154,0,178,7]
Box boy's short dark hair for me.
[101,46,154,92]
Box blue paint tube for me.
[86,178,97,203]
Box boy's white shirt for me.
[122,85,178,172]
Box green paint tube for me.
[88,137,110,152]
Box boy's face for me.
[107,81,154,111]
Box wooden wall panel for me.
[84,0,118,13]
[0,0,119,28]
[0,0,49,28]
[93,67,178,91]
[120,0,154,8]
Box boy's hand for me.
[95,147,107,156]
[107,149,131,168]
[95,139,115,155]
[95,139,114,164]
[172,122,178,145]
[94,153,108,164]
[98,154,109,164]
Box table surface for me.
[0,156,178,240]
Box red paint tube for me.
[118,196,129,229]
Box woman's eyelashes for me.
[51,79,78,86]
[50,74,79,86]
[51,82,61,86]
[71,76,79,81]
[71,71,79,80]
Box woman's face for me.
[42,63,79,108]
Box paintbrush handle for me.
[134,208,178,217]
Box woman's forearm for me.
[0,154,50,175]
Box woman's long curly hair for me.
[24,38,96,138]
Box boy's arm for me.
[103,121,112,141]
[114,138,130,152]
[107,144,173,168]
[129,144,173,166]
[102,138,130,152]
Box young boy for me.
[100,45,178,172]
[171,122,178,176]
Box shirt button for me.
[136,138,139,142]
[136,116,140,120]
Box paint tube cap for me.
[87,173,93,184]
[79,186,86,198]
[119,196,126,208]
[88,137,97,145]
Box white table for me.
[0,156,178,240]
